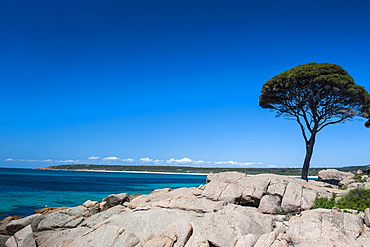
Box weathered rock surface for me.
[6,214,45,235]
[0,235,10,247]
[258,194,281,214]
[82,200,100,215]
[5,225,37,247]
[364,208,370,227]
[201,173,330,213]
[202,205,273,246]
[233,234,258,247]
[37,206,91,231]
[4,171,369,247]
[125,187,226,213]
[285,208,364,247]
[206,171,248,183]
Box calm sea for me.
[0,167,207,218]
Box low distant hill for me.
[42,164,370,176]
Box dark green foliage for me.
[366,119,370,127]
[336,188,370,211]
[313,188,370,211]
[338,185,348,190]
[323,185,333,188]
[260,63,369,120]
[336,165,370,174]
[353,173,369,182]
[259,63,370,180]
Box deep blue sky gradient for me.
[1,0,370,168]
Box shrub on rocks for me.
[313,188,370,211]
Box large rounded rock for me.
[101,193,130,211]
[201,173,319,213]
[6,214,45,235]
[318,169,354,185]
[37,206,90,231]
[206,172,247,183]
[258,195,281,214]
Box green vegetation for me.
[337,188,370,211]
[312,193,336,209]
[353,170,370,182]
[259,62,370,181]
[313,188,370,211]
[274,207,294,220]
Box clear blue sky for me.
[1,0,370,169]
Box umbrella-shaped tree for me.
[259,62,370,180]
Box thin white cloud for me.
[102,156,120,161]
[140,157,153,163]
[166,158,208,166]
[167,157,193,164]
[214,160,263,166]
[42,159,53,162]
[5,158,15,162]
[153,159,164,164]
[55,160,77,163]
[88,156,100,160]
[121,158,135,163]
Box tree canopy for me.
[259,62,370,180]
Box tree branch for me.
[296,115,308,143]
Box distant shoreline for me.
[38,164,367,178]
[39,167,319,179]
[40,168,210,176]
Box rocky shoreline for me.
[1,169,370,247]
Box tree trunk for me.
[301,133,316,181]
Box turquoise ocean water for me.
[0,167,207,218]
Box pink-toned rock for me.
[364,208,370,227]
[239,176,271,206]
[202,205,273,247]
[286,209,363,246]
[338,178,355,187]
[184,233,209,247]
[206,172,247,183]
[318,169,354,184]
[280,182,302,212]
[144,231,176,247]
[258,195,281,214]
[233,234,258,247]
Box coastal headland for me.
[2,169,370,246]
[39,164,369,176]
